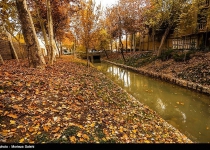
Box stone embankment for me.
[103,60,210,96]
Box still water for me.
[94,62,210,143]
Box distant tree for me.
[75,0,101,67]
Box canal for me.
[94,62,210,143]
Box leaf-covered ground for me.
[0,56,192,143]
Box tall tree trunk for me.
[152,28,155,51]
[157,26,172,56]
[16,0,46,68]
[125,32,128,53]
[47,0,56,65]
[110,39,113,52]
[139,33,141,51]
[147,34,149,51]
[36,4,50,59]
[119,36,126,62]
[0,54,4,65]
[134,33,137,52]
[130,34,133,53]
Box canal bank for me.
[102,59,210,96]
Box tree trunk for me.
[147,34,149,51]
[0,54,4,65]
[125,32,128,53]
[119,36,126,62]
[103,49,109,59]
[47,0,56,65]
[16,0,46,68]
[157,26,172,56]
[36,4,50,59]
[139,33,141,51]
[133,33,136,52]
[152,28,155,51]
[8,33,19,62]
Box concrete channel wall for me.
[103,60,210,96]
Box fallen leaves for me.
[7,114,18,119]
[10,120,16,125]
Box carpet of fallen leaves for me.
[0,55,192,143]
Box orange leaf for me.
[26,82,31,87]
[52,127,60,133]
[28,127,34,132]
[11,128,17,132]
[7,114,17,119]
[69,136,76,143]
[43,125,50,132]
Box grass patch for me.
[34,133,50,143]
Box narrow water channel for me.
[94,62,210,143]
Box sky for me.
[95,0,119,8]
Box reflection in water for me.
[107,66,131,87]
[156,98,166,112]
[175,108,186,123]
[95,62,210,143]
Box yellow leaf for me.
[176,102,180,105]
[37,132,41,135]
[0,130,9,136]
[7,114,18,119]
[77,132,82,138]
[19,138,24,143]
[122,134,128,140]
[119,126,124,133]
[10,120,16,125]
[132,129,137,134]
[90,123,95,127]
[144,140,150,143]
[69,136,76,143]
[35,89,39,95]
[17,125,24,129]
[32,132,37,135]
[82,134,89,140]
[207,127,209,130]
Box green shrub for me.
[173,51,192,62]
[159,49,174,61]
